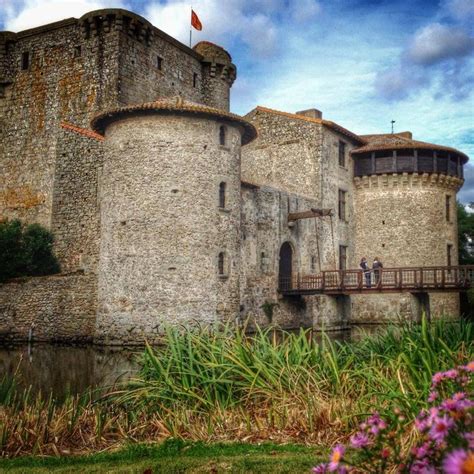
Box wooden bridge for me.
[279,266,474,296]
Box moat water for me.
[0,326,384,399]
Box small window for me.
[74,45,82,58]
[0,84,5,98]
[447,244,453,267]
[338,141,346,167]
[311,256,316,273]
[338,189,347,221]
[219,125,226,146]
[21,51,30,70]
[193,72,198,88]
[157,56,163,70]
[218,252,225,276]
[339,245,347,270]
[445,195,451,222]
[218,182,226,208]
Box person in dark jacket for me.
[360,257,371,288]
[373,257,383,285]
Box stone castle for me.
[0,9,468,344]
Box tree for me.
[457,201,474,265]
[0,220,60,283]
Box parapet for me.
[193,41,236,86]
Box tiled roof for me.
[91,97,257,145]
[253,106,365,144]
[60,122,104,142]
[353,133,469,162]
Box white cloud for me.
[144,0,280,58]
[443,0,474,21]
[289,0,321,23]
[2,0,126,32]
[407,23,474,65]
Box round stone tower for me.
[351,132,468,321]
[91,97,256,344]
[194,41,236,111]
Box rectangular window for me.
[339,245,347,270]
[447,244,452,267]
[338,189,347,221]
[446,195,451,222]
[157,56,163,70]
[21,51,30,70]
[338,141,346,167]
[74,45,82,58]
[193,72,198,88]
[311,256,316,273]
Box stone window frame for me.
[338,140,346,168]
[219,125,227,146]
[21,51,30,71]
[339,245,348,270]
[157,55,163,70]
[217,251,230,279]
[218,181,227,209]
[193,72,198,88]
[445,194,451,223]
[447,243,453,268]
[74,45,82,58]
[338,189,347,221]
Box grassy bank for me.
[0,319,472,459]
[0,439,323,473]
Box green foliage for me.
[117,319,473,421]
[0,219,60,283]
[457,201,474,265]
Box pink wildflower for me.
[463,361,474,372]
[429,414,454,442]
[350,431,370,448]
[442,449,474,474]
[465,432,474,450]
[328,444,345,472]
[312,464,328,473]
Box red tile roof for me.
[60,122,104,142]
[91,97,257,145]
[353,133,469,162]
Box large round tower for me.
[91,97,256,344]
[194,41,236,111]
[351,132,468,321]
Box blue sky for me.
[1,0,473,203]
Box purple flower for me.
[442,449,474,474]
[410,459,437,473]
[350,431,370,448]
[312,464,328,473]
[463,361,474,372]
[428,390,438,402]
[328,444,345,472]
[465,432,474,449]
[429,414,454,442]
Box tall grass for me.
[1,319,472,457]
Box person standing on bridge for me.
[360,257,371,288]
[373,257,383,286]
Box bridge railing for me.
[278,266,474,293]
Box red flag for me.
[191,10,202,31]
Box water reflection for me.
[0,325,386,399]
[0,343,140,399]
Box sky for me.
[1,0,473,203]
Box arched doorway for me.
[279,242,293,290]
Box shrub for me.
[0,219,60,283]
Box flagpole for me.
[189,5,192,47]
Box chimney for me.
[396,131,412,140]
[296,108,322,119]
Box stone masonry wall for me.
[0,274,97,342]
[240,183,349,330]
[0,20,120,228]
[241,109,323,200]
[50,127,103,274]
[95,114,243,344]
[352,173,462,322]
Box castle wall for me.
[0,274,96,343]
[351,173,462,322]
[241,109,323,200]
[118,31,204,106]
[50,127,103,274]
[0,20,120,228]
[240,184,348,330]
[95,114,243,344]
